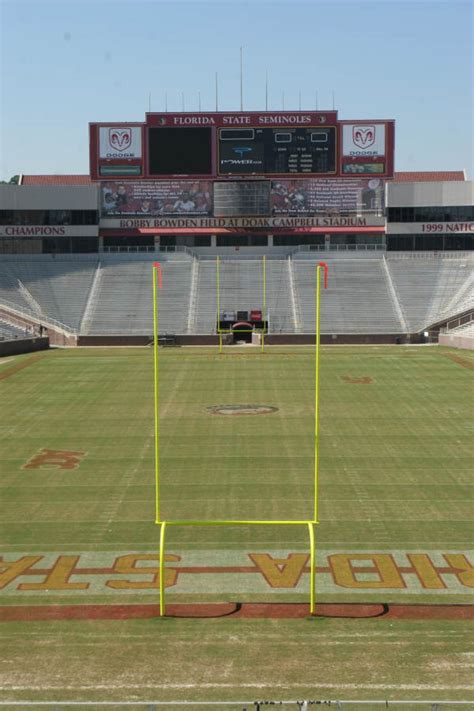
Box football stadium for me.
[0,108,473,709]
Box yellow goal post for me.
[152,260,328,616]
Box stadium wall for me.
[76,333,412,347]
[438,332,474,350]
[0,336,49,357]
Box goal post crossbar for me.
[157,520,318,617]
[152,260,328,617]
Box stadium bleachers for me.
[192,259,217,334]
[190,258,296,334]
[293,256,403,333]
[83,256,193,335]
[448,321,474,336]
[385,254,473,331]
[0,252,472,337]
[0,320,30,340]
[0,270,33,313]
[265,259,296,333]
[0,259,96,330]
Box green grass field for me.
[0,345,473,706]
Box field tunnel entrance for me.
[232,322,253,343]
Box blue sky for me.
[0,0,472,180]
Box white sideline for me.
[0,701,472,708]
[3,683,474,691]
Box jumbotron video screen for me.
[148,127,213,175]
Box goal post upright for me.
[152,262,162,524]
[314,261,328,522]
[153,260,328,617]
[262,254,266,353]
[216,256,222,354]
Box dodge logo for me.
[352,126,375,149]
[109,128,132,152]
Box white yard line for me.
[2,683,474,692]
[4,518,473,523]
[2,541,472,549]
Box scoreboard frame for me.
[89,112,395,181]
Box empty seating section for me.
[191,259,294,334]
[0,321,29,340]
[265,260,295,333]
[386,256,474,331]
[448,321,474,336]
[192,260,218,333]
[0,254,472,336]
[0,260,96,329]
[0,270,32,312]
[436,266,474,320]
[84,258,192,334]
[293,258,402,333]
[216,260,266,319]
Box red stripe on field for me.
[1,603,473,622]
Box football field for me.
[0,345,473,705]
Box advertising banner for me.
[0,226,98,238]
[270,178,385,215]
[386,222,474,234]
[146,111,338,128]
[99,127,142,159]
[342,124,386,157]
[100,215,386,230]
[100,181,213,217]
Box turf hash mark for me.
[341,375,373,384]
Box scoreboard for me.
[90,111,394,180]
[218,127,336,175]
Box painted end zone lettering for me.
[0,551,472,595]
[106,554,180,589]
[328,554,405,589]
[248,553,309,588]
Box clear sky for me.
[0,0,472,180]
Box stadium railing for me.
[0,297,76,335]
